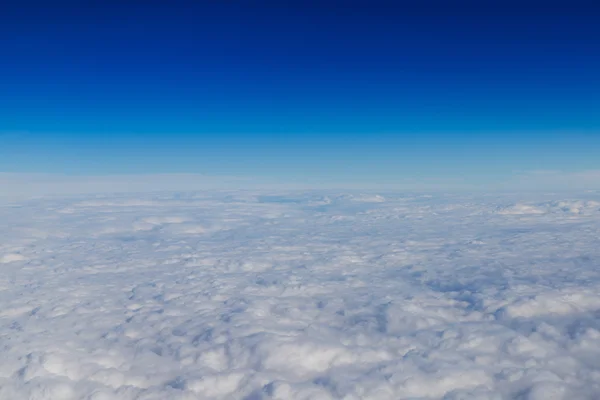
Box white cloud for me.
[1,190,600,398]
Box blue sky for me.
[1,2,599,186]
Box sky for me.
[1,2,599,188]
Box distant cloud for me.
[0,173,261,199]
[0,173,468,198]
[1,169,599,199]
[503,170,600,191]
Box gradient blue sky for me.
[1,2,599,185]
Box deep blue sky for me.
[1,2,599,184]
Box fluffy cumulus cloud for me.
[1,190,600,399]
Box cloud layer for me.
[1,190,600,399]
